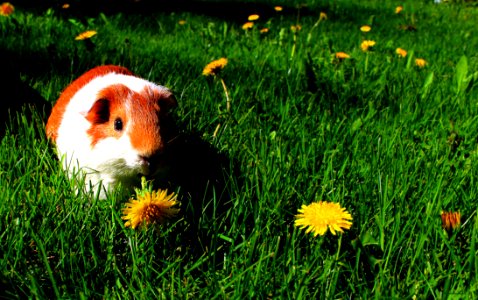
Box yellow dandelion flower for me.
[122,189,179,229]
[0,2,14,16]
[260,28,269,34]
[441,211,461,231]
[395,5,403,14]
[62,3,70,9]
[248,14,259,21]
[242,21,254,30]
[335,52,350,59]
[178,20,187,25]
[361,40,376,51]
[360,25,371,32]
[295,201,353,236]
[320,12,327,21]
[415,58,427,68]
[396,47,407,58]
[75,30,97,40]
[290,24,302,32]
[274,6,283,12]
[202,57,228,76]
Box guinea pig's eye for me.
[114,118,123,131]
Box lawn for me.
[1,0,478,298]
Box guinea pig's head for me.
[85,83,177,177]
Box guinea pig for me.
[46,65,177,198]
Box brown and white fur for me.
[46,65,176,198]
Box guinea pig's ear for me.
[85,98,110,124]
[158,91,177,114]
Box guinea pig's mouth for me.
[137,153,168,177]
[137,153,166,175]
[137,157,151,176]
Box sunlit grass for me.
[1,0,478,298]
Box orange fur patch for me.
[128,87,164,156]
[86,84,130,147]
[46,65,133,141]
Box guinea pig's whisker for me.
[166,135,180,144]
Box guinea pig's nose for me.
[138,155,152,174]
[139,155,152,165]
[143,153,166,172]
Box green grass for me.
[2,0,478,298]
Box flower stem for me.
[291,33,297,60]
[336,234,342,261]
[213,123,221,138]
[365,52,369,73]
[219,77,231,113]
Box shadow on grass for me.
[13,0,398,27]
[151,120,244,268]
[0,50,50,137]
[0,278,18,300]
[15,0,305,22]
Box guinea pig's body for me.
[46,65,176,198]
